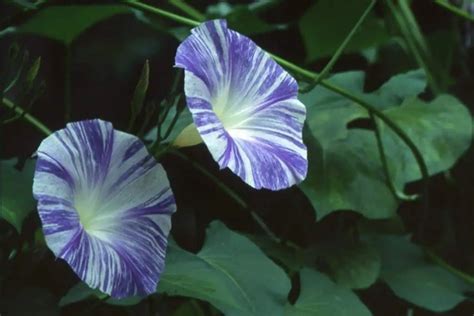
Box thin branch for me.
[272,53,430,208]
[434,0,474,22]
[425,249,474,284]
[118,0,430,208]
[300,0,377,93]
[120,0,431,239]
[169,149,281,243]
[2,97,52,136]
[370,112,418,201]
[122,0,200,27]
[169,0,206,21]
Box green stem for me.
[121,0,431,235]
[370,112,418,201]
[425,249,474,284]
[434,0,474,22]
[162,98,183,140]
[169,0,205,21]
[270,54,316,79]
[2,97,52,136]
[137,107,153,137]
[0,0,48,33]
[150,100,176,152]
[121,0,199,27]
[387,0,441,94]
[321,79,430,201]
[169,150,246,206]
[5,0,430,218]
[168,149,281,243]
[3,95,285,247]
[3,50,28,94]
[151,70,183,150]
[121,0,426,172]
[300,0,376,93]
[273,51,430,201]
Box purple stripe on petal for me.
[107,154,157,196]
[35,153,76,190]
[200,126,224,136]
[33,119,176,299]
[186,97,213,111]
[122,139,143,162]
[40,210,79,235]
[175,20,307,190]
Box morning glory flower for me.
[175,19,307,190]
[32,119,176,299]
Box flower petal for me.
[33,119,176,298]
[175,19,307,190]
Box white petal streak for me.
[33,119,176,298]
[176,20,307,190]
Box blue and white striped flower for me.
[33,119,176,299]
[175,20,307,191]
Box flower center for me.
[75,193,100,233]
[212,93,247,130]
[212,94,229,124]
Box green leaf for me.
[357,216,407,236]
[374,70,427,108]
[59,282,143,306]
[145,107,193,144]
[388,0,446,93]
[285,268,372,316]
[158,221,291,316]
[10,0,37,10]
[380,95,473,181]
[300,71,368,146]
[317,241,381,289]
[301,129,400,219]
[370,235,473,312]
[206,2,234,16]
[106,296,143,306]
[247,235,307,273]
[426,30,457,87]
[0,159,36,232]
[130,59,150,118]
[299,0,389,61]
[225,7,284,35]
[166,26,192,41]
[24,56,41,90]
[207,2,284,35]
[300,70,426,143]
[16,5,132,45]
[59,282,103,307]
[300,70,472,220]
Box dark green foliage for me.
[159,221,291,316]
[299,0,389,61]
[370,234,474,312]
[285,268,372,316]
[1,1,473,315]
[16,5,133,45]
[0,159,35,233]
[300,71,472,219]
